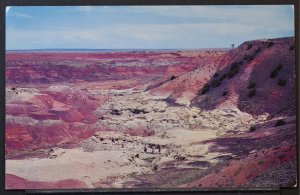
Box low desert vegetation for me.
[246,43,253,50]
[201,84,211,95]
[227,63,240,79]
[243,54,254,62]
[270,64,283,78]
[250,125,256,132]
[254,47,261,55]
[248,88,256,97]
[277,79,287,86]
[170,75,176,80]
[211,79,222,88]
[213,72,220,78]
[230,62,239,71]
[258,160,265,165]
[275,119,286,127]
[220,73,227,81]
[243,55,250,61]
[222,91,228,96]
[247,81,256,89]
[267,41,274,48]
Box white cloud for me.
[11,12,34,19]
[6,7,34,18]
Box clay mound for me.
[5,85,110,155]
[6,89,85,123]
[45,86,106,116]
[5,119,101,155]
[29,112,60,120]
[6,174,86,189]
[6,89,53,116]
[191,37,295,117]
[49,109,84,123]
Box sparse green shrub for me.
[230,62,239,71]
[213,72,220,78]
[227,68,240,79]
[254,47,261,55]
[211,79,221,88]
[220,73,227,81]
[247,81,256,89]
[243,55,254,62]
[278,79,287,86]
[248,88,256,97]
[270,64,283,78]
[250,125,256,132]
[289,45,295,51]
[222,91,228,96]
[243,55,250,61]
[201,84,210,95]
[170,75,176,80]
[247,43,253,50]
[248,55,254,62]
[226,62,241,79]
[275,119,286,127]
[258,160,265,165]
[238,61,243,65]
[267,42,274,48]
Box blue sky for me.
[6,5,294,50]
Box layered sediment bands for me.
[5,39,296,188]
[6,174,87,189]
[6,50,224,84]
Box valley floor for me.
[5,82,297,189]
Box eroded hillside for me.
[5,38,296,189]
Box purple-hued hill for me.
[6,37,296,189]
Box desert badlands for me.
[5,37,296,189]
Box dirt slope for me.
[191,37,295,117]
[149,37,295,116]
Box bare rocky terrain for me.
[5,38,297,189]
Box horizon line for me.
[6,48,231,52]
